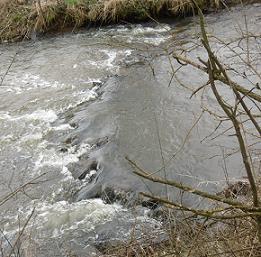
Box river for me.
[0,3,260,256]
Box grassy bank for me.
[103,213,261,256]
[0,0,247,42]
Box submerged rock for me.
[74,181,139,207]
[67,158,98,180]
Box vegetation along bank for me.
[0,0,255,43]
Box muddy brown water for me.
[0,4,260,256]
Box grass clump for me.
[0,0,238,42]
[100,210,261,257]
[101,181,261,256]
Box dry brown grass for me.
[95,182,261,256]
[0,0,231,42]
[102,180,261,256]
[0,0,31,41]
[99,212,261,257]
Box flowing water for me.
[0,4,260,256]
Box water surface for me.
[0,4,260,256]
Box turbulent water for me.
[0,4,260,257]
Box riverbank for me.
[100,179,261,256]
[1,1,260,256]
[0,0,252,43]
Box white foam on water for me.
[132,25,171,35]
[19,133,43,142]
[2,197,163,244]
[133,25,172,46]
[77,48,133,74]
[97,24,171,37]
[84,169,97,181]
[64,85,100,110]
[22,110,58,122]
[6,73,66,93]
[88,49,118,71]
[124,49,133,56]
[124,35,171,46]
[34,142,91,175]
[0,134,14,142]
[77,78,102,87]
[73,89,98,105]
[0,110,58,123]
[143,36,171,46]
[102,49,117,68]
[36,199,122,237]
[2,199,124,239]
[102,24,172,46]
[52,124,75,131]
[0,112,12,120]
